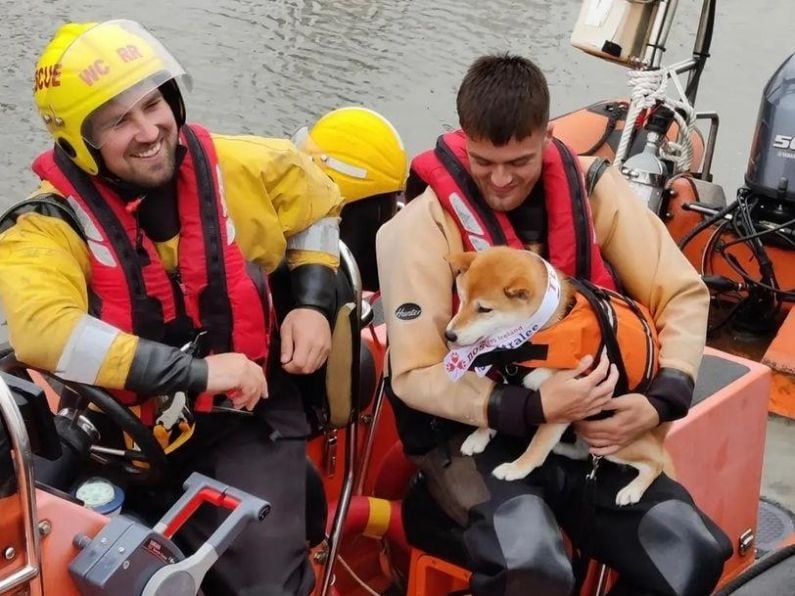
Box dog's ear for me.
[447,251,477,274]
[504,279,530,301]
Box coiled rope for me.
[614,67,697,173]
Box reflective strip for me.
[55,315,121,384]
[469,235,490,252]
[87,239,117,267]
[216,164,229,217]
[291,126,309,147]
[66,196,117,266]
[363,497,392,539]
[450,192,484,235]
[216,164,236,244]
[323,155,367,180]
[66,196,104,242]
[287,217,340,254]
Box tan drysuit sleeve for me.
[376,191,494,427]
[588,162,710,380]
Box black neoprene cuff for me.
[125,338,208,397]
[486,384,545,437]
[290,264,337,322]
[645,368,695,423]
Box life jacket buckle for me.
[586,455,603,482]
[153,391,196,454]
[323,430,338,477]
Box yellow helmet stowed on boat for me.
[294,107,408,203]
[33,19,190,175]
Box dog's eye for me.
[477,305,492,314]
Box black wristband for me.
[125,338,208,397]
[486,384,545,437]
[645,368,695,422]
[290,264,338,322]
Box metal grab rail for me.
[318,240,364,596]
[0,374,43,595]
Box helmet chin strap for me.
[158,79,186,128]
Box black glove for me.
[645,368,695,423]
[290,263,338,323]
[125,338,208,396]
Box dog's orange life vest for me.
[475,280,659,395]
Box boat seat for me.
[339,192,399,293]
[666,348,770,585]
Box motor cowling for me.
[745,51,795,203]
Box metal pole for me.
[0,375,43,595]
[686,0,716,105]
[354,373,385,495]
[319,416,358,596]
[319,241,363,596]
[643,0,680,69]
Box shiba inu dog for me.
[444,246,671,506]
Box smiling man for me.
[0,19,345,595]
[85,83,181,188]
[377,54,732,596]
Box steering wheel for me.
[0,348,168,486]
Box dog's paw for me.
[460,429,495,456]
[492,462,533,481]
[615,484,645,506]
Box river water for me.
[2,0,794,208]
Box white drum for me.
[570,0,661,67]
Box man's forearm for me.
[124,337,208,397]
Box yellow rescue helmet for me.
[33,19,190,175]
[294,107,408,203]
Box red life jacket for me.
[32,124,271,407]
[411,130,617,289]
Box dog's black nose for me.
[445,330,457,342]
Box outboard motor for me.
[744,51,795,239]
[711,51,795,333]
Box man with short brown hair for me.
[378,53,731,596]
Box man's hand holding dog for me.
[539,352,619,423]
[574,393,660,455]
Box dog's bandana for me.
[444,258,562,381]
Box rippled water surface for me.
[2,0,794,207]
